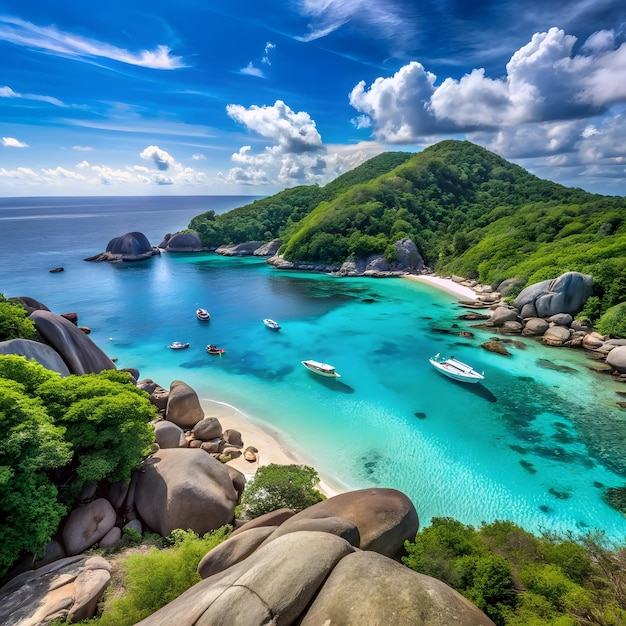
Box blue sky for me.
[1,0,625,197]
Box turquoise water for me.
[2,197,626,538]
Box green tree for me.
[0,378,72,576]
[238,464,325,519]
[0,294,38,341]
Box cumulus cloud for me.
[73,145,93,152]
[223,100,384,187]
[140,145,175,171]
[0,15,185,69]
[351,27,626,142]
[2,136,28,147]
[227,100,323,153]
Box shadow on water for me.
[306,373,355,394]
[443,378,498,403]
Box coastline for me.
[403,273,477,300]
[200,273,476,499]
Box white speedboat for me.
[168,341,189,350]
[429,353,484,383]
[263,318,280,330]
[301,359,341,378]
[196,308,210,321]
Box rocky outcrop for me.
[165,380,205,428]
[85,231,160,262]
[132,489,493,625]
[134,448,243,536]
[513,271,594,318]
[338,238,426,277]
[267,488,418,558]
[607,346,626,374]
[216,241,264,256]
[0,338,71,376]
[62,499,117,555]
[253,240,281,256]
[267,255,340,273]
[301,551,496,626]
[160,231,204,252]
[0,555,112,626]
[154,420,187,449]
[30,310,116,375]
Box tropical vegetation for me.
[188,140,626,332]
[403,517,626,625]
[0,353,156,577]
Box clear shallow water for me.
[2,196,626,539]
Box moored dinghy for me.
[196,308,210,321]
[301,359,341,378]
[263,318,280,330]
[429,353,484,383]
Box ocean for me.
[2,195,626,539]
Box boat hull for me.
[429,355,484,383]
[301,360,341,378]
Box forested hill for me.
[189,140,626,323]
[188,150,413,249]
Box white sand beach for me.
[403,274,478,300]
[200,274,476,498]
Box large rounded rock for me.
[230,508,296,537]
[522,318,550,336]
[542,325,571,347]
[197,526,277,578]
[513,271,594,318]
[490,306,519,326]
[134,448,242,536]
[300,551,496,626]
[62,498,117,555]
[192,417,223,441]
[154,420,187,449]
[0,338,71,376]
[276,488,418,557]
[165,380,204,428]
[135,531,356,625]
[164,232,203,252]
[30,310,116,375]
[0,555,111,626]
[607,346,626,374]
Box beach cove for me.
[2,196,626,539]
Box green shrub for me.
[238,464,325,519]
[93,528,231,625]
[0,294,38,341]
[595,302,626,338]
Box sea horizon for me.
[3,195,626,539]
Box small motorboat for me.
[429,353,484,383]
[301,359,341,378]
[207,344,226,355]
[263,318,280,330]
[196,308,210,321]
[168,341,190,350]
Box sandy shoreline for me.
[200,274,478,498]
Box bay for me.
[2,196,626,539]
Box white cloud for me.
[224,100,387,187]
[0,86,18,97]
[2,137,28,148]
[349,62,440,141]
[240,62,265,78]
[192,153,206,160]
[351,27,626,142]
[227,100,323,153]
[41,167,87,181]
[262,42,276,65]
[0,15,185,70]
[295,0,413,50]
[73,145,93,152]
[140,145,175,171]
